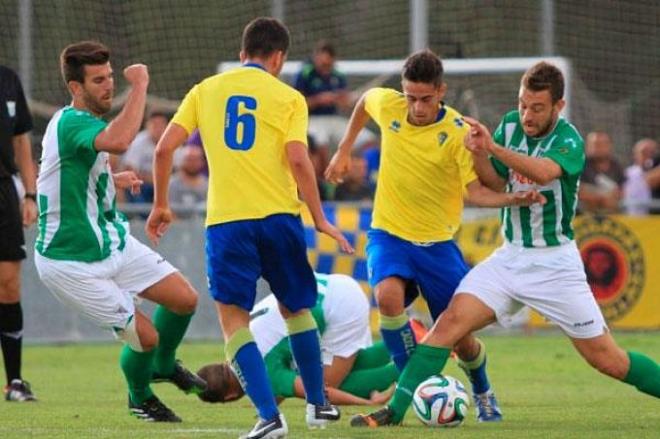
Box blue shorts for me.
[206,214,317,312]
[366,229,469,320]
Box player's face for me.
[518,86,564,137]
[80,63,114,115]
[402,80,446,126]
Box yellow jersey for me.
[365,87,477,242]
[172,64,308,226]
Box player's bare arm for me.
[325,92,370,184]
[11,132,37,226]
[287,141,354,254]
[464,116,562,186]
[465,179,546,208]
[113,171,143,196]
[94,64,149,154]
[146,122,189,245]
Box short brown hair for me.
[60,41,110,84]
[521,62,565,103]
[241,17,290,58]
[402,49,444,86]
[314,40,336,58]
[196,363,244,403]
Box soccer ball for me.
[411,374,470,427]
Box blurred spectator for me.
[185,129,209,176]
[334,151,373,201]
[120,110,182,203]
[169,145,208,218]
[307,134,333,201]
[294,40,376,165]
[578,131,625,213]
[623,138,658,215]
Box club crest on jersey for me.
[389,120,401,133]
[438,131,448,146]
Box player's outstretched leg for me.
[457,337,502,422]
[285,311,340,429]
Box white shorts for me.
[320,274,373,365]
[35,235,177,330]
[308,115,377,152]
[456,241,607,339]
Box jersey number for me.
[224,95,257,150]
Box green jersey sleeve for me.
[544,124,585,177]
[263,339,297,398]
[490,118,509,178]
[60,109,107,155]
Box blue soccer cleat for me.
[474,390,503,422]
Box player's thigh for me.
[259,214,317,313]
[113,235,178,296]
[366,229,414,291]
[34,254,134,329]
[518,263,607,339]
[425,293,497,347]
[411,240,469,321]
[570,332,629,379]
[140,272,197,315]
[206,221,261,311]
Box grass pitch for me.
[0,333,658,438]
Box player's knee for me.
[138,329,159,352]
[116,317,158,352]
[375,288,403,316]
[171,287,198,315]
[0,273,21,302]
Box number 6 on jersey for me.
[224,95,257,150]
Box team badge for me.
[575,216,645,321]
[389,120,401,133]
[438,131,448,146]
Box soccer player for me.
[196,272,401,406]
[146,17,352,439]
[325,49,545,426]
[350,61,660,428]
[0,65,38,401]
[35,41,206,422]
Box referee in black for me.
[0,65,37,402]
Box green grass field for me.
[0,333,658,438]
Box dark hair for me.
[60,41,110,84]
[147,109,172,121]
[242,17,290,58]
[196,363,244,403]
[521,62,565,103]
[314,39,336,58]
[402,49,444,86]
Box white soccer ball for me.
[411,374,470,427]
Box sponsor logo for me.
[389,120,401,133]
[575,216,645,321]
[6,101,16,117]
[453,117,464,128]
[573,319,594,327]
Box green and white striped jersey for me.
[36,107,129,262]
[491,110,585,248]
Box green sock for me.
[623,351,660,398]
[120,344,155,405]
[388,344,451,424]
[339,363,399,398]
[353,341,392,370]
[152,305,193,377]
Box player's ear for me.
[554,98,566,113]
[67,80,82,97]
[437,82,448,99]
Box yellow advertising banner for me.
[303,205,660,329]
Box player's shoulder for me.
[366,87,404,106]
[439,104,470,133]
[501,109,521,124]
[554,117,584,144]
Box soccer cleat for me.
[4,379,37,402]
[474,390,503,422]
[152,359,207,394]
[350,406,397,427]
[239,414,288,439]
[306,402,341,429]
[128,394,182,422]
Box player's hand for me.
[22,197,37,227]
[315,219,354,254]
[463,116,494,154]
[511,190,547,206]
[369,385,395,405]
[123,64,149,88]
[145,205,173,245]
[324,150,351,184]
[113,171,143,195]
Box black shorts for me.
[0,178,26,261]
